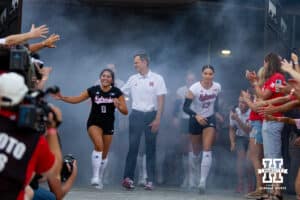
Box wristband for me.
[294,62,299,65]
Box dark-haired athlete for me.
[183,65,223,194]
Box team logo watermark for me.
[258,158,288,190]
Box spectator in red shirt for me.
[246,53,286,199]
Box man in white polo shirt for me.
[121,53,167,190]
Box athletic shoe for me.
[122,178,135,189]
[138,177,147,186]
[91,177,99,186]
[198,180,206,194]
[245,189,266,199]
[144,182,154,190]
[180,177,189,188]
[95,180,103,190]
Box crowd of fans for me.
[0,24,77,200]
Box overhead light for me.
[221,49,231,56]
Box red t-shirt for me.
[262,73,286,117]
[17,136,55,200]
[249,110,263,121]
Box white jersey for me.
[176,86,193,119]
[189,81,221,118]
[229,108,250,137]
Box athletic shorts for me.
[180,118,189,134]
[87,118,114,135]
[189,115,216,135]
[235,136,249,152]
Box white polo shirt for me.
[121,70,167,112]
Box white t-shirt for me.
[229,108,250,137]
[121,70,167,112]
[189,81,221,118]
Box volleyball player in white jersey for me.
[173,72,196,188]
[183,65,222,194]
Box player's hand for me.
[195,115,208,126]
[113,98,120,108]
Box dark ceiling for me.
[1,0,300,11]
[1,0,300,35]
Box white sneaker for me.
[95,180,103,189]
[180,175,189,188]
[138,177,147,186]
[91,177,99,186]
[198,180,206,194]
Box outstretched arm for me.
[4,24,48,46]
[53,90,89,104]
[29,34,60,52]
[258,99,300,115]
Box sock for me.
[99,158,108,181]
[188,152,194,186]
[91,150,102,178]
[188,152,194,165]
[200,151,212,184]
[182,154,189,185]
[191,152,201,167]
[142,154,147,180]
